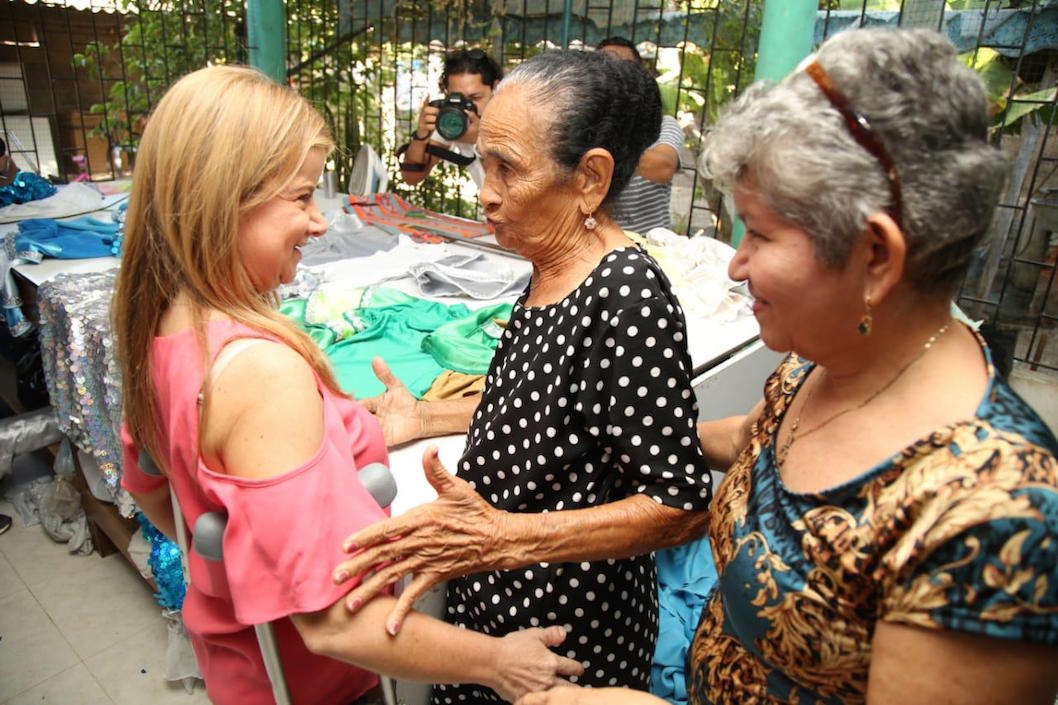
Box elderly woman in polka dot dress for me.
[332,50,712,701]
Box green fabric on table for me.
[422,302,511,375]
[279,299,336,348]
[303,286,420,342]
[279,298,307,321]
[327,298,468,399]
[283,286,511,400]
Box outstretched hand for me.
[491,627,584,703]
[333,445,513,634]
[359,357,425,447]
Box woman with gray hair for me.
[517,27,1058,705]
[334,49,713,703]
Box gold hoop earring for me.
[584,212,598,231]
[858,296,873,336]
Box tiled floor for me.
[0,498,210,705]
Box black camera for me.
[429,92,478,142]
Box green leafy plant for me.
[962,47,1056,135]
[67,0,769,218]
[72,0,246,152]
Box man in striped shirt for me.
[597,37,684,235]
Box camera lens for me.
[436,105,468,141]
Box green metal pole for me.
[754,0,818,83]
[730,0,816,245]
[561,0,573,49]
[247,0,286,83]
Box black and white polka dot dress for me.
[432,246,712,704]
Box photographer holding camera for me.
[399,48,502,189]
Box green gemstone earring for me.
[858,296,873,336]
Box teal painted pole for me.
[754,0,818,83]
[561,0,573,49]
[247,0,287,83]
[730,0,816,245]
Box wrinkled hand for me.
[359,357,425,447]
[417,96,439,137]
[333,445,511,634]
[490,627,584,703]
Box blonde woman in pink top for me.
[112,65,582,705]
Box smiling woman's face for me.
[475,86,583,262]
[237,147,328,292]
[728,182,865,358]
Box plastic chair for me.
[138,451,399,705]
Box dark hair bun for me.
[508,50,661,204]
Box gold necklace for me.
[775,319,954,466]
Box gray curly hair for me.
[700,28,1007,295]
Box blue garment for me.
[689,332,1058,705]
[0,170,56,207]
[1,206,124,338]
[652,537,718,705]
[16,217,120,259]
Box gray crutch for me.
[138,450,399,705]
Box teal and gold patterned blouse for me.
[689,336,1058,705]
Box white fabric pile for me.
[635,228,752,323]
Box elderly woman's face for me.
[729,184,865,358]
[476,86,583,259]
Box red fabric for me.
[121,319,388,705]
[347,192,493,241]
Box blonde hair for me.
[113,65,339,465]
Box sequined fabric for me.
[32,266,318,516]
[36,269,134,515]
[1,237,42,338]
[0,170,57,208]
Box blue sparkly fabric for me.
[138,513,186,610]
[0,170,57,207]
[110,202,127,256]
